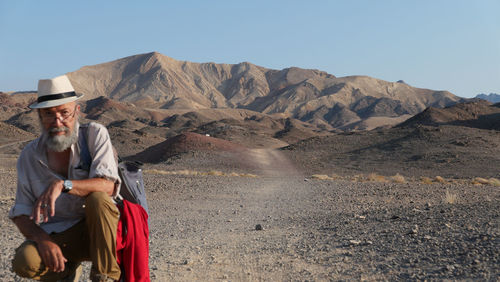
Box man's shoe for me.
[58,263,83,282]
[90,273,116,282]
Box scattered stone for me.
[183,259,192,265]
[409,225,419,235]
[255,224,263,231]
[349,240,362,246]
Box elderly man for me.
[9,75,121,282]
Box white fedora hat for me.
[29,75,84,109]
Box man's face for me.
[39,102,80,152]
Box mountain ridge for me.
[65,51,463,130]
[476,93,500,103]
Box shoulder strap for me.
[78,124,92,171]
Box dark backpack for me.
[78,123,149,216]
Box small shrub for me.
[176,169,197,175]
[330,173,341,180]
[449,178,466,184]
[207,170,225,176]
[488,178,500,186]
[420,176,433,184]
[240,173,258,178]
[443,189,457,204]
[474,177,490,185]
[367,173,386,182]
[144,169,167,175]
[311,174,332,180]
[351,174,364,182]
[434,176,447,183]
[390,173,405,183]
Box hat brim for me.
[29,94,84,109]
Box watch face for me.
[63,180,73,192]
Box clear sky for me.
[1,0,499,98]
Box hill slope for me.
[399,100,500,130]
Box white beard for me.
[44,124,78,152]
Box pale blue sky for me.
[1,0,499,97]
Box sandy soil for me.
[0,148,499,281]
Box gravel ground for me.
[1,162,499,281]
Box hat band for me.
[37,91,77,103]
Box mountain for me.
[66,51,463,130]
[476,93,500,103]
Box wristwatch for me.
[62,180,73,193]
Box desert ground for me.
[0,95,499,281]
[0,144,499,281]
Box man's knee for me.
[85,191,110,208]
[85,192,119,219]
[12,241,44,278]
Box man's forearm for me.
[12,215,51,243]
[69,178,115,197]
[51,177,115,197]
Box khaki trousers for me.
[12,192,121,281]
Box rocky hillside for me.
[399,100,500,130]
[66,52,463,130]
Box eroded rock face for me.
[65,52,462,129]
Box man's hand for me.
[36,237,67,272]
[30,179,63,223]
[12,215,67,273]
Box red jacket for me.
[116,200,150,282]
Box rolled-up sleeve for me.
[87,123,121,196]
